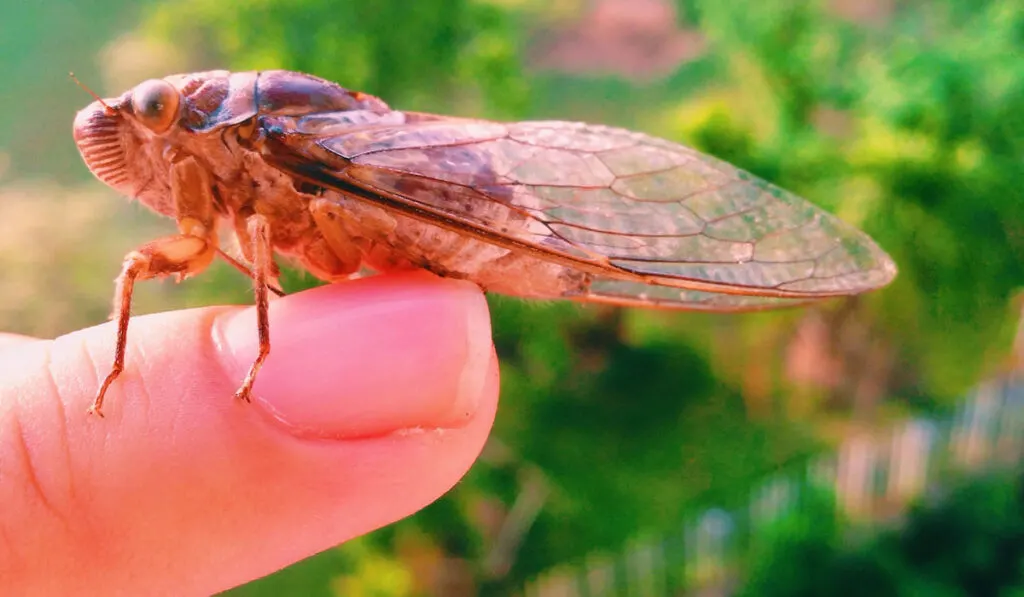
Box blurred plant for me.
[663,0,1024,402]
[737,472,1024,596]
[142,0,530,119]
[0,182,173,337]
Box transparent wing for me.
[262,115,896,308]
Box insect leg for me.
[308,197,366,276]
[215,247,285,297]
[91,234,215,416]
[233,213,274,403]
[92,156,220,416]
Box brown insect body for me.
[73,70,897,415]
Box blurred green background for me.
[2,0,1023,594]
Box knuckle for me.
[5,409,66,522]
[0,359,75,558]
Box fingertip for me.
[1,272,500,594]
[216,272,493,438]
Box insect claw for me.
[90,353,124,416]
[87,388,108,416]
[234,384,254,403]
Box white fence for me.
[522,375,1024,596]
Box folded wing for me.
[264,115,897,309]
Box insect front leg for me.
[91,234,215,416]
[91,156,218,416]
[232,213,275,403]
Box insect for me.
[72,69,897,416]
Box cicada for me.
[72,70,896,415]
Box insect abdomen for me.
[311,192,590,298]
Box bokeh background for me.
[3,0,1023,595]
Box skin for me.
[0,271,499,596]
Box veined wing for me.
[260,115,896,308]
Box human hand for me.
[0,271,498,595]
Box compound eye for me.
[131,79,180,133]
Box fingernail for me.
[215,274,492,439]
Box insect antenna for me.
[69,72,116,115]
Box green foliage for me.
[659,0,1024,395]
[738,473,1024,596]
[144,0,529,118]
